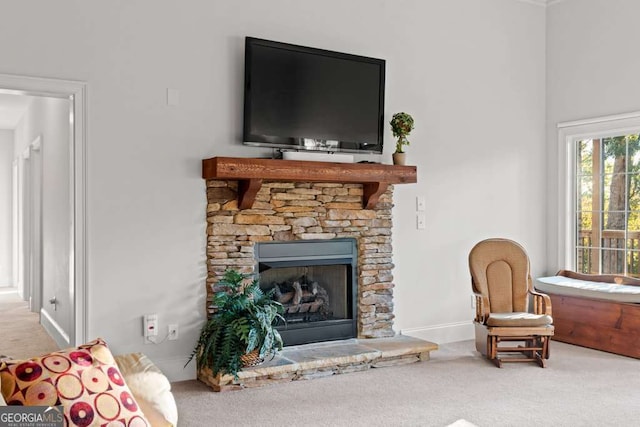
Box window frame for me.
[557,111,640,273]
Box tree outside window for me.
[576,134,640,276]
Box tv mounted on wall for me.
[243,37,385,155]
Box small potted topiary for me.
[390,112,415,165]
[187,269,284,379]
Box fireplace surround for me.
[203,157,417,342]
[197,157,436,391]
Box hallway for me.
[0,288,58,359]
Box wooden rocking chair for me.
[469,238,554,367]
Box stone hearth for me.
[198,335,438,392]
[206,179,396,338]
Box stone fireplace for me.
[203,157,418,344]
[199,157,438,391]
[206,179,396,339]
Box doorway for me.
[0,73,86,352]
[13,133,43,313]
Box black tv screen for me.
[243,37,385,154]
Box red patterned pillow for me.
[0,338,149,427]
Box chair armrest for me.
[473,292,489,323]
[529,289,552,316]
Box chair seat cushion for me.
[486,312,553,327]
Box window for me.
[557,112,640,276]
[576,135,640,276]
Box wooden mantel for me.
[202,157,417,209]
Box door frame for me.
[19,143,31,303]
[11,158,19,292]
[0,73,87,346]
[28,135,43,314]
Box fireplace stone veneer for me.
[205,179,396,338]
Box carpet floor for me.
[0,290,59,359]
[172,339,640,427]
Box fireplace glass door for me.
[255,239,357,346]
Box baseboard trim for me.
[400,321,474,344]
[154,355,195,382]
[40,308,71,349]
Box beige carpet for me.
[0,290,59,360]
[172,339,640,427]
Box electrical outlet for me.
[168,324,179,340]
[143,314,158,344]
[417,214,426,230]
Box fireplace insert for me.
[255,239,358,346]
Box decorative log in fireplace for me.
[201,157,417,209]
[272,278,330,319]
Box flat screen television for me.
[243,37,385,155]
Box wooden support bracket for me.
[202,157,417,209]
[362,182,389,209]
[238,179,263,209]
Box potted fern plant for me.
[390,112,415,165]
[187,269,284,379]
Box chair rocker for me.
[469,238,554,367]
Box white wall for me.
[0,0,547,381]
[391,0,546,343]
[0,130,13,285]
[546,0,640,271]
